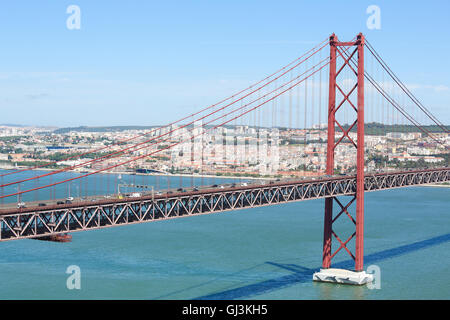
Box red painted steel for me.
[355,33,365,271]
[322,33,366,272]
[322,33,337,269]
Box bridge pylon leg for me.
[313,33,373,285]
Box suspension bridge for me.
[0,33,448,284]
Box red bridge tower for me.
[313,33,373,285]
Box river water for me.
[0,170,448,299]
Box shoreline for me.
[415,184,450,188]
[1,166,448,185]
[0,166,272,181]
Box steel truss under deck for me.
[0,168,448,242]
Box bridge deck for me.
[0,168,448,242]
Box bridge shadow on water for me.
[186,233,450,300]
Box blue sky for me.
[0,0,449,126]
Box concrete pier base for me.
[312,268,373,285]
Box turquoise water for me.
[0,170,449,299]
